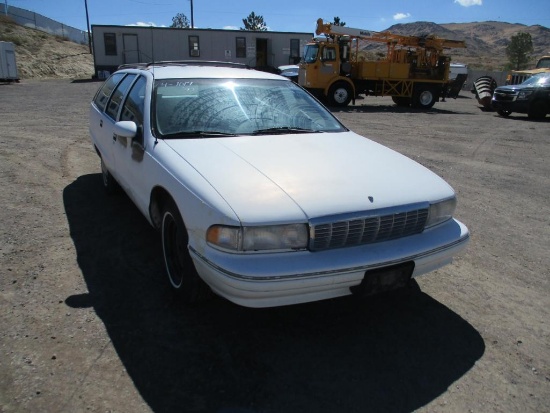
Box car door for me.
[102,73,137,190]
[116,75,150,210]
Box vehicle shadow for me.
[63,174,485,413]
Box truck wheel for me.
[497,109,511,117]
[412,87,437,109]
[328,82,353,107]
[161,199,211,304]
[528,100,548,119]
[392,96,411,107]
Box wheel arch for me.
[149,186,177,230]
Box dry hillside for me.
[0,15,93,80]
[1,14,549,79]
[384,21,550,70]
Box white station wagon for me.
[89,61,469,308]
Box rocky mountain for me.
[383,21,550,70]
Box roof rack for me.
[117,61,251,70]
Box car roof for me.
[118,61,288,81]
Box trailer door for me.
[6,50,17,78]
[123,34,140,64]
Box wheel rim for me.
[418,90,433,106]
[333,87,349,104]
[162,211,185,289]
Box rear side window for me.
[105,74,137,120]
[93,73,125,112]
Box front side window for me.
[105,74,136,120]
[93,73,125,112]
[121,76,147,145]
[236,37,246,58]
[154,78,346,137]
[189,36,200,57]
[104,33,117,56]
[120,76,147,125]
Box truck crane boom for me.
[315,18,466,51]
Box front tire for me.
[412,87,437,109]
[328,82,353,107]
[528,100,548,119]
[497,109,511,117]
[161,200,211,303]
[392,96,411,107]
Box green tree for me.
[241,12,268,31]
[170,13,190,28]
[332,16,346,27]
[506,32,534,70]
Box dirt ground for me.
[0,79,548,413]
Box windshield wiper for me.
[251,127,322,135]
[162,130,237,139]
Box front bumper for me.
[190,218,470,308]
[491,97,531,114]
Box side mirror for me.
[113,121,137,138]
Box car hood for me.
[496,84,535,92]
[163,132,454,224]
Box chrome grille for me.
[493,90,517,102]
[509,73,530,85]
[310,207,428,251]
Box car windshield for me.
[521,73,550,86]
[154,78,346,138]
[536,58,550,69]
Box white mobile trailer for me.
[91,25,312,78]
[0,41,19,82]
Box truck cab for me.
[300,39,354,106]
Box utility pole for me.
[190,0,194,28]
[84,0,92,54]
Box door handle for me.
[112,134,117,142]
[100,119,103,127]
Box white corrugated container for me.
[0,41,19,81]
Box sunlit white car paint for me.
[89,64,469,308]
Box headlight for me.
[518,90,533,100]
[207,224,308,252]
[425,197,456,228]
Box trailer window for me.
[104,33,117,56]
[189,36,200,57]
[236,37,246,58]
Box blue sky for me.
[6,0,550,32]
